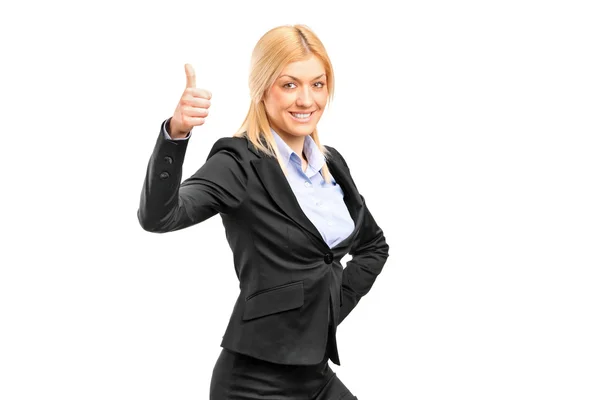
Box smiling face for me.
[263,54,328,142]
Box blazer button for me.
[164,156,173,164]
[324,253,333,264]
[159,171,170,180]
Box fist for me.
[169,64,212,138]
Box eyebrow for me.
[279,73,326,81]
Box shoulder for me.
[324,144,340,159]
[206,136,252,161]
[324,144,349,169]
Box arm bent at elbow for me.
[137,120,248,233]
[338,198,390,325]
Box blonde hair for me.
[234,24,335,183]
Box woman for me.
[138,24,389,400]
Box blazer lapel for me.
[325,151,362,225]
[247,138,363,250]
[325,151,364,249]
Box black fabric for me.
[138,125,390,366]
[209,348,348,400]
[209,304,357,400]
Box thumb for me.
[184,64,196,88]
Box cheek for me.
[267,89,293,111]
[315,92,329,109]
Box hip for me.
[209,346,335,399]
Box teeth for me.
[291,112,311,119]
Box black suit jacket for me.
[138,121,390,366]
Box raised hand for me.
[169,64,212,138]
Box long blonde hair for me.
[234,24,335,183]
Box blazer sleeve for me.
[137,119,249,233]
[334,150,390,326]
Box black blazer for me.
[138,121,390,366]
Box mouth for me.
[289,111,315,123]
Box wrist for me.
[168,118,190,139]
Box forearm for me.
[137,119,194,233]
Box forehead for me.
[279,55,326,79]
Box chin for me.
[287,126,316,137]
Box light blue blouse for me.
[269,128,354,248]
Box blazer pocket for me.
[242,280,304,321]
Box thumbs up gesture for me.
[169,64,212,138]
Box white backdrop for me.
[1,0,599,399]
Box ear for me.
[262,85,272,101]
[256,95,267,107]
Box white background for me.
[1,0,599,399]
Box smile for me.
[289,111,314,122]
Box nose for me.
[296,85,314,108]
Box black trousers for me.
[209,302,358,399]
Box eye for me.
[283,82,297,89]
[314,81,325,88]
